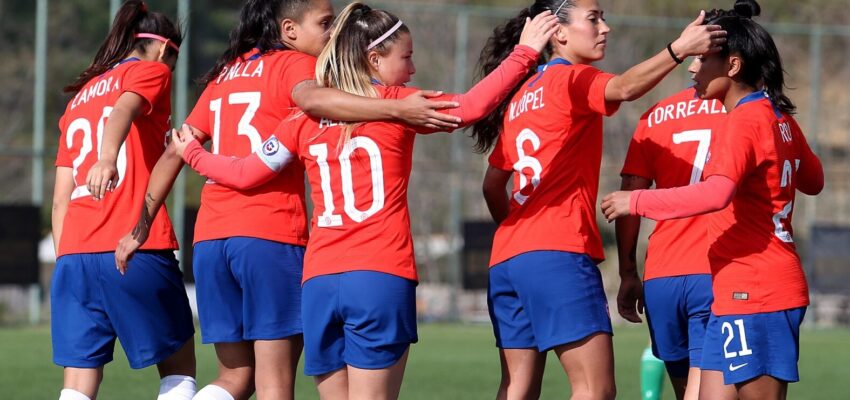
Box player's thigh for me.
[554,332,615,398]
[347,349,410,400]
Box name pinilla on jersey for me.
[215,59,265,85]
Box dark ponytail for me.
[198,0,311,86]
[64,0,182,94]
[713,0,796,114]
[470,0,573,154]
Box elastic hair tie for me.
[136,33,180,52]
[140,1,148,13]
[367,20,404,50]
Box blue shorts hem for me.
[53,356,112,369]
[538,329,613,352]
[304,363,347,377]
[128,330,195,370]
[652,349,690,363]
[347,356,407,371]
[495,341,538,350]
[244,329,303,341]
[201,335,247,345]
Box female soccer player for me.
[51,2,195,400]
[471,0,725,398]
[602,1,823,399]
[171,3,557,398]
[114,1,467,399]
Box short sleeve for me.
[568,65,620,116]
[123,62,171,116]
[280,53,318,106]
[185,86,214,135]
[620,114,654,179]
[704,117,759,185]
[55,117,72,168]
[488,136,513,171]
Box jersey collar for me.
[527,58,572,88]
[735,90,767,108]
[247,43,287,61]
[735,90,782,118]
[112,57,140,69]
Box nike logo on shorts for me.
[729,362,748,372]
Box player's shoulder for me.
[123,60,170,78]
[267,49,317,66]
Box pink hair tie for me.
[136,33,180,52]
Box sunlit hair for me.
[315,2,409,147]
[65,0,182,94]
[470,0,569,153]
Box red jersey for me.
[55,60,178,256]
[185,49,316,246]
[488,59,619,266]
[273,86,451,283]
[704,91,818,315]
[621,87,726,280]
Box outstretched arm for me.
[602,174,736,222]
[175,124,291,191]
[292,81,461,131]
[439,11,558,127]
[604,11,726,102]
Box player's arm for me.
[175,124,291,190]
[86,92,147,200]
[796,137,824,195]
[602,174,736,222]
[615,174,651,323]
[483,166,513,224]
[114,135,189,273]
[431,12,556,128]
[52,167,74,256]
[291,80,461,131]
[604,12,725,102]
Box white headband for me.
[554,0,570,15]
[367,20,404,50]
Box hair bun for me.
[733,0,761,19]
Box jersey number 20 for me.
[65,106,128,199]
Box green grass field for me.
[1,324,846,399]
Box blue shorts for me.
[644,274,713,376]
[701,307,806,384]
[194,237,304,343]
[488,250,613,352]
[51,251,194,369]
[302,271,418,376]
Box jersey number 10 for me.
[309,138,386,227]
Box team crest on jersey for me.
[263,137,280,156]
